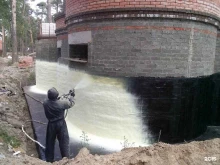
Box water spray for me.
[58,89,75,100]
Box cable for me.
[24,120,47,125]
[22,93,72,149]
[23,92,43,104]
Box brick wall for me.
[61,39,69,58]
[67,19,217,77]
[56,17,66,30]
[57,34,68,41]
[214,31,220,72]
[36,39,58,62]
[57,35,68,59]
[189,27,216,77]
[66,0,220,18]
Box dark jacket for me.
[43,88,74,162]
[43,88,74,122]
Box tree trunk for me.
[47,0,52,23]
[22,0,26,15]
[12,0,18,63]
[21,38,24,56]
[2,26,6,57]
[56,2,59,13]
[30,30,34,52]
[28,16,34,53]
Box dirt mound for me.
[57,138,220,165]
[0,57,38,159]
[0,138,219,165]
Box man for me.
[43,87,75,162]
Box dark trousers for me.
[45,119,69,162]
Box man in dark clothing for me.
[43,87,75,162]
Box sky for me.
[28,0,47,10]
[28,0,57,19]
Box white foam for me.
[35,60,150,150]
[29,85,47,94]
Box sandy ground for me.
[0,57,38,159]
[0,57,220,165]
[0,138,219,165]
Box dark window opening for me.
[69,44,88,61]
[57,48,61,59]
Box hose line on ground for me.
[22,120,47,149]
[22,93,71,149]
[22,93,46,149]
[23,92,43,104]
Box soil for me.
[0,138,219,165]
[0,57,38,158]
[0,57,220,165]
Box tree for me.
[12,0,18,63]
[2,26,6,57]
[36,2,47,22]
[35,0,63,22]
[0,0,38,58]
[51,0,63,13]
[17,0,38,54]
[0,0,11,57]
[47,0,52,23]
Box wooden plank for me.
[61,57,88,63]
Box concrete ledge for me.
[65,8,220,29]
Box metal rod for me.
[158,130,162,142]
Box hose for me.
[22,120,46,149]
[23,92,43,104]
[22,92,72,149]
[23,91,71,119]
[22,93,46,148]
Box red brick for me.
[63,0,220,24]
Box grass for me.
[0,129,21,148]
[120,136,135,149]
[80,131,90,148]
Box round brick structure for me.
[35,0,220,146]
[55,0,220,78]
[65,0,220,19]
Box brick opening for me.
[69,44,88,61]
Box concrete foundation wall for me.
[36,39,58,62]
[61,39,69,58]
[66,19,217,77]
[215,31,220,72]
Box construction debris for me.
[13,151,21,156]
[0,87,15,96]
[0,57,38,161]
[18,57,33,69]
[0,153,5,159]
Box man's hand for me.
[69,89,75,97]
[69,96,75,107]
